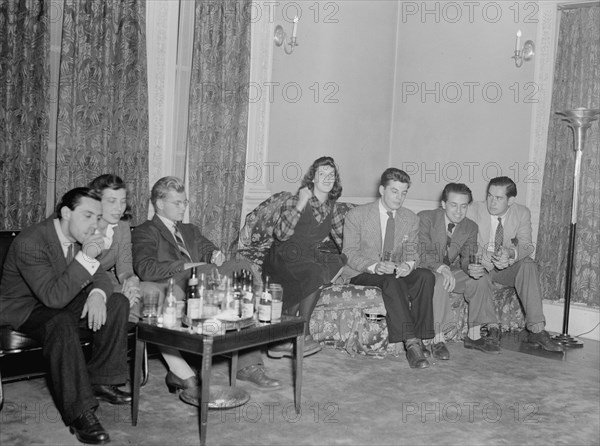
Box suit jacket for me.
[466,201,534,260]
[132,215,217,288]
[0,217,113,330]
[341,201,420,282]
[418,208,478,274]
[97,220,134,290]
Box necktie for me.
[173,224,192,261]
[444,223,455,265]
[382,211,395,256]
[495,217,504,251]
[66,243,80,264]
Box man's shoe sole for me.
[463,341,501,354]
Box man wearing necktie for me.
[0,188,132,444]
[133,177,281,407]
[419,183,499,358]
[467,177,563,352]
[341,168,435,369]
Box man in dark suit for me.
[467,176,562,352]
[341,168,435,369]
[419,183,500,358]
[132,176,280,407]
[0,188,132,445]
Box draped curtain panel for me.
[55,0,149,224]
[537,6,600,307]
[187,0,251,251]
[0,0,49,229]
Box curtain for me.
[187,0,251,251]
[537,6,600,307]
[55,0,149,224]
[0,0,49,229]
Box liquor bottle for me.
[257,275,272,323]
[163,278,178,328]
[241,270,255,319]
[232,271,243,318]
[186,267,202,324]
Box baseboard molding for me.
[543,300,600,341]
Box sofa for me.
[235,192,525,357]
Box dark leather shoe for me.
[463,336,501,354]
[486,326,501,345]
[405,343,430,369]
[268,335,322,359]
[92,384,132,405]
[165,371,199,393]
[431,342,450,360]
[236,365,281,388]
[527,330,564,352]
[420,340,431,358]
[69,409,110,444]
[179,387,201,407]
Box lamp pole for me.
[553,107,600,348]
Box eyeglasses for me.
[164,200,189,208]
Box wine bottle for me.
[163,278,178,328]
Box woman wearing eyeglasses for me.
[263,156,346,358]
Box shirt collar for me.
[53,218,75,254]
[378,199,396,218]
[157,214,177,232]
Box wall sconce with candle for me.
[512,29,535,68]
[274,16,299,55]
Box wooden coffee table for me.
[132,316,305,445]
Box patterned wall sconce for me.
[512,30,535,68]
[274,16,299,55]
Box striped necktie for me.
[443,223,455,265]
[495,217,504,251]
[173,224,192,261]
[66,243,80,264]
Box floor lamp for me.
[553,107,600,349]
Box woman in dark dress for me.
[264,156,346,358]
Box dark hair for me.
[88,174,132,221]
[56,187,101,220]
[441,183,473,204]
[487,176,517,198]
[300,156,342,201]
[380,168,411,188]
[89,174,126,193]
[151,176,185,208]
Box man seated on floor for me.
[0,188,132,445]
[419,183,500,358]
[341,167,435,369]
[132,176,281,407]
[466,176,563,352]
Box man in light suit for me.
[342,168,435,369]
[419,183,500,358]
[133,176,280,407]
[0,188,131,444]
[467,176,562,352]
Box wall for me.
[391,1,539,203]
[266,1,399,200]
[265,1,539,206]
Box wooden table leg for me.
[230,351,238,386]
[294,333,304,414]
[200,336,213,446]
[132,339,145,426]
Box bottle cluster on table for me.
[156,268,283,329]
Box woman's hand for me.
[296,187,312,211]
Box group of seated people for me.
[0,161,563,444]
